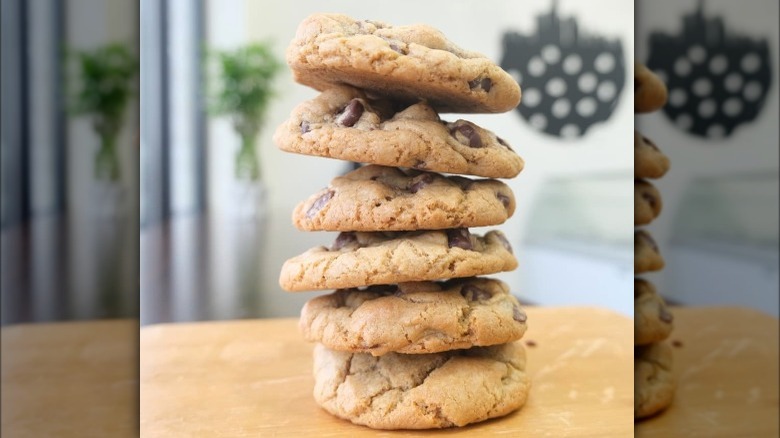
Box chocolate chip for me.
[641,191,657,209]
[496,136,510,148]
[469,77,492,92]
[370,284,399,295]
[513,305,527,322]
[525,340,537,347]
[449,122,483,148]
[461,284,491,301]
[672,340,683,348]
[389,42,407,55]
[641,232,659,252]
[450,176,473,190]
[409,173,435,194]
[300,121,311,134]
[306,190,334,218]
[495,231,513,253]
[331,232,357,251]
[446,228,473,250]
[642,136,659,151]
[497,193,511,209]
[336,99,364,127]
[659,307,674,323]
[413,160,427,170]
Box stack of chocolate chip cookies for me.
[274,14,530,429]
[634,62,675,419]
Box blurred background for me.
[636,0,779,316]
[1,0,139,326]
[136,0,635,325]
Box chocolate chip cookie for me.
[635,62,667,113]
[313,341,530,429]
[300,278,527,356]
[635,179,663,226]
[273,86,524,178]
[286,14,521,113]
[634,279,674,345]
[294,165,515,232]
[279,229,517,292]
[635,130,670,179]
[635,342,675,419]
[635,230,665,274]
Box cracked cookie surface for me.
[279,229,517,291]
[635,62,667,113]
[635,179,662,226]
[635,230,664,274]
[294,165,516,232]
[635,130,670,179]
[286,13,521,113]
[634,279,674,345]
[635,342,675,419]
[300,278,527,356]
[274,86,524,178]
[313,341,530,429]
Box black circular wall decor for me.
[500,1,625,139]
[646,0,772,140]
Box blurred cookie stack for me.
[274,14,530,429]
[634,62,676,419]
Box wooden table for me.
[1,319,137,437]
[635,307,779,437]
[140,307,634,437]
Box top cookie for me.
[286,14,521,113]
[274,86,524,178]
[294,165,516,232]
[635,62,667,113]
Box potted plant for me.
[207,42,282,216]
[67,43,138,182]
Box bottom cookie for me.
[635,342,675,419]
[313,342,530,429]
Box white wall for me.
[207,0,635,316]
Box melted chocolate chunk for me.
[336,99,365,127]
[450,122,483,148]
[450,176,473,190]
[495,231,513,253]
[525,340,537,347]
[446,228,473,250]
[389,42,408,55]
[513,305,527,322]
[642,136,659,151]
[460,284,491,301]
[306,190,334,218]
[331,232,357,251]
[659,307,674,323]
[641,232,659,252]
[300,121,311,134]
[497,193,511,209]
[641,191,657,209]
[469,77,492,92]
[408,173,435,194]
[412,160,427,170]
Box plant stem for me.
[95,133,120,182]
[236,131,260,181]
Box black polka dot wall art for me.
[500,1,625,140]
[647,1,772,140]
